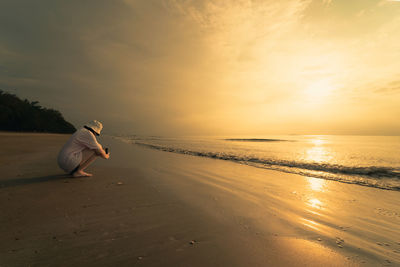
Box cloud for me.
[374,80,400,94]
[1,0,400,135]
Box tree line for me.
[0,90,76,133]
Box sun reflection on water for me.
[305,137,333,163]
[298,138,334,234]
[308,177,326,192]
[308,198,323,209]
[310,138,326,146]
[306,146,332,163]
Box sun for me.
[304,79,335,102]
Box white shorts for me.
[57,149,96,174]
[58,151,82,174]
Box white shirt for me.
[57,128,102,173]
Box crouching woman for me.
[57,120,110,177]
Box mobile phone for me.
[105,148,109,154]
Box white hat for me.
[85,120,103,135]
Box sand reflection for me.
[308,198,323,209]
[305,178,326,213]
[308,177,326,192]
[300,177,328,232]
[301,218,320,231]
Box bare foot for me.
[82,171,93,177]
[72,170,93,178]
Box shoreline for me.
[1,133,399,266]
[123,136,400,192]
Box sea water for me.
[116,135,400,191]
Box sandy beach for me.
[1,132,399,266]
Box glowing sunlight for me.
[307,177,326,192]
[305,140,332,163]
[304,79,335,103]
[308,198,323,209]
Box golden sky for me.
[1,0,400,135]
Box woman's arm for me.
[95,147,110,159]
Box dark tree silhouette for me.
[0,90,76,133]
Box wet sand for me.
[0,132,399,266]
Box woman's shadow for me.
[0,174,69,188]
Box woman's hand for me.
[96,148,110,159]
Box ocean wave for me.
[224,138,290,142]
[133,141,400,191]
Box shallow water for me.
[116,135,400,190]
[105,136,400,265]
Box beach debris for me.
[189,240,196,245]
[335,237,344,244]
[336,237,344,247]
[138,256,143,260]
[317,238,322,241]
[117,182,123,185]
